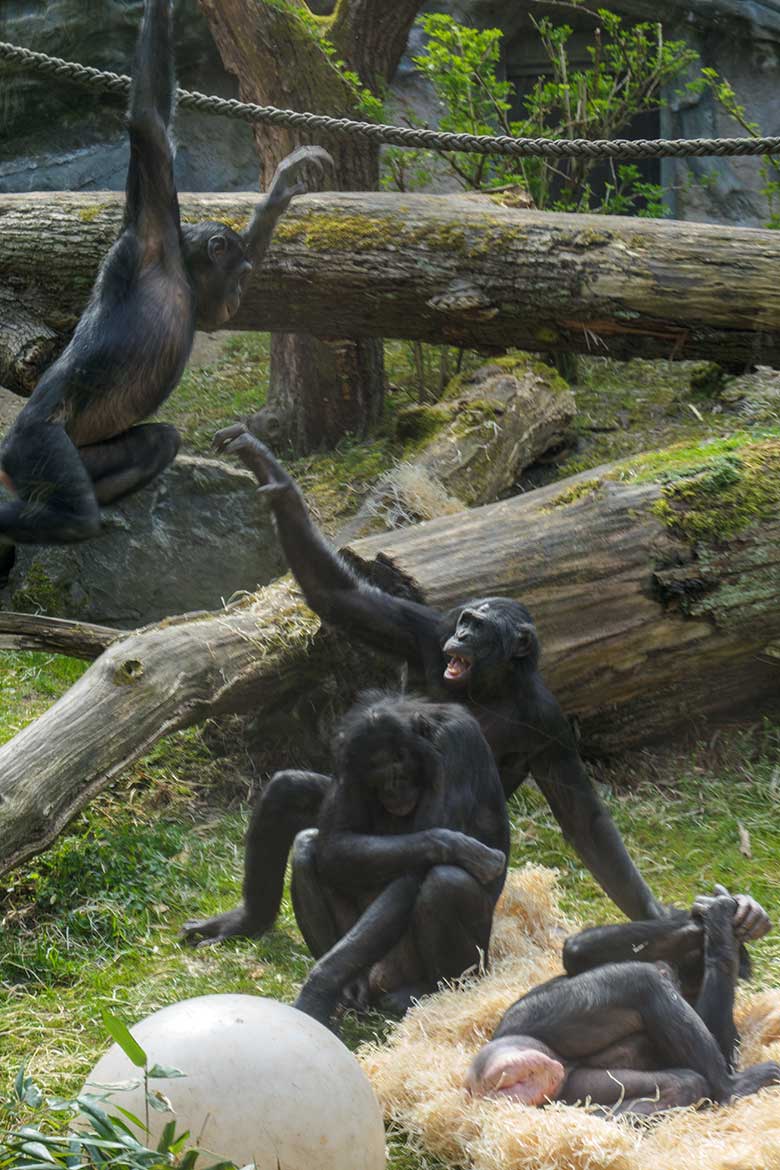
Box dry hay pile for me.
[360,866,780,1170]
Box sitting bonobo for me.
[290,691,509,1030]
[181,424,661,949]
[467,889,779,1116]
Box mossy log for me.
[1,191,779,381]
[1,437,779,874]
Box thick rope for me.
[1,39,779,161]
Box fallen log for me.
[1,191,779,379]
[0,612,116,657]
[1,434,778,875]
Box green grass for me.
[3,344,780,1163]
[2,654,780,1168]
[553,357,780,481]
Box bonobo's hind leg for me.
[0,419,100,545]
[79,423,180,505]
[182,770,331,946]
[561,1066,710,1115]
[295,875,420,1030]
[413,865,496,987]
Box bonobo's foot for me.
[181,905,271,948]
[731,1061,780,1100]
[268,146,334,206]
[340,974,373,1014]
[212,425,291,500]
[376,986,426,1018]
[692,885,770,942]
[294,980,339,1032]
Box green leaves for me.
[101,1010,147,1069]
[385,8,696,218]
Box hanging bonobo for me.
[290,691,509,1029]
[467,888,778,1115]
[0,0,330,546]
[182,425,662,948]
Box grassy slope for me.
[3,342,780,1166]
[2,655,779,1167]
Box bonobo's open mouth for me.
[444,654,472,683]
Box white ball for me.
[84,994,386,1170]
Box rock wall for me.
[1,2,775,219]
[424,1,780,229]
[0,0,259,196]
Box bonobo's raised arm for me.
[241,147,333,265]
[213,425,441,664]
[532,741,663,921]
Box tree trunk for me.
[198,0,422,452]
[2,439,779,875]
[0,291,58,395]
[267,331,384,450]
[2,192,779,376]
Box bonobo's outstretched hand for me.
[181,906,262,949]
[213,425,293,501]
[691,884,771,942]
[267,145,333,209]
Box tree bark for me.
[0,290,58,395]
[198,0,423,452]
[2,441,779,875]
[1,192,778,374]
[0,612,116,658]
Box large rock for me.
[0,456,285,627]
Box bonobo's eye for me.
[208,235,228,263]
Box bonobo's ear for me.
[512,622,537,659]
[208,235,228,263]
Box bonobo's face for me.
[182,222,253,331]
[441,597,538,691]
[365,737,421,817]
[465,1036,566,1106]
[443,604,502,688]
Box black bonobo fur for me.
[289,691,509,1028]
[467,892,779,1115]
[182,428,663,949]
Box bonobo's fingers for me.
[733,894,771,941]
[212,422,248,453]
[212,427,291,494]
[457,841,506,885]
[269,146,334,204]
[340,975,372,1014]
[731,1060,780,1100]
[692,883,735,921]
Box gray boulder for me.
[0,456,285,628]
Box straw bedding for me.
[359,866,780,1170]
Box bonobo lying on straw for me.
[289,691,509,1029]
[466,888,778,1115]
